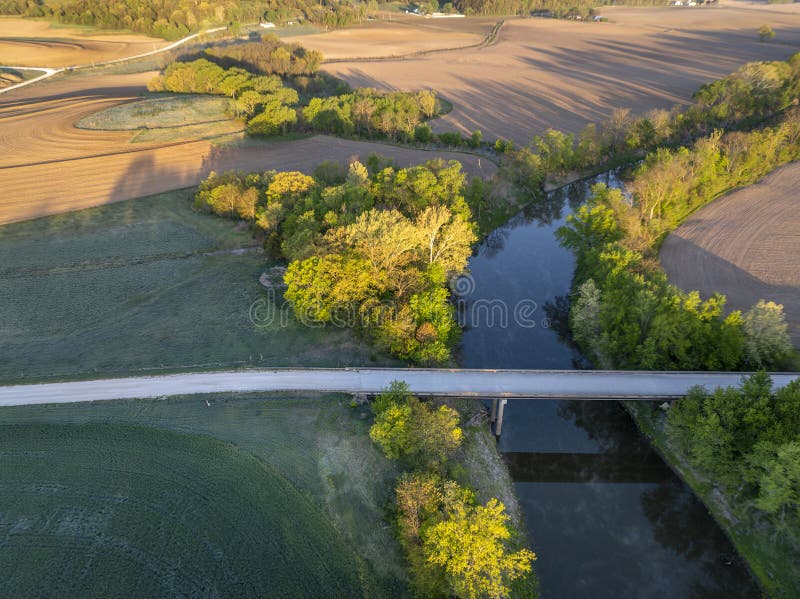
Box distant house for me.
[259,21,276,29]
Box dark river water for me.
[459,174,761,598]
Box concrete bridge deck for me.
[0,368,797,407]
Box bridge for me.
[2,367,797,405]
[2,368,796,435]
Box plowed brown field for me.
[0,71,493,224]
[296,17,495,60]
[0,18,168,67]
[323,1,800,143]
[660,161,800,347]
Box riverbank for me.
[625,401,799,597]
[555,133,800,593]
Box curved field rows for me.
[660,162,800,346]
[323,2,800,144]
[0,71,493,224]
[0,18,168,67]
[296,17,495,60]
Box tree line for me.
[369,381,536,598]
[202,34,323,78]
[302,88,440,141]
[195,158,478,365]
[149,39,444,142]
[667,374,800,555]
[0,0,370,39]
[499,56,800,186]
[451,0,670,19]
[148,58,301,134]
[557,105,798,372]
[456,54,800,235]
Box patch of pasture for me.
[76,94,233,131]
[0,189,388,383]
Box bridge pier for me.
[494,399,508,437]
[490,398,499,423]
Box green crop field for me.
[0,189,390,383]
[0,394,409,597]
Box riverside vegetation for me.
[195,158,477,365]
[185,45,800,368]
[665,373,800,596]
[551,56,800,596]
[369,382,537,599]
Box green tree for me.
[754,442,800,534]
[247,101,298,136]
[758,24,776,42]
[570,278,605,366]
[370,401,413,460]
[369,384,463,468]
[742,300,792,368]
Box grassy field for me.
[0,393,521,597]
[76,95,233,130]
[75,94,245,143]
[0,189,388,383]
[0,394,408,597]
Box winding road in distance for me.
[0,368,798,407]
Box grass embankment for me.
[626,403,799,597]
[0,189,388,384]
[0,67,40,88]
[0,393,521,597]
[0,394,407,597]
[76,94,244,143]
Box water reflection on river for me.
[459,175,760,598]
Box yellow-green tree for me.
[369,384,463,468]
[423,498,536,599]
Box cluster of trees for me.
[623,110,800,247]
[559,172,793,371]
[0,0,45,16]
[259,0,370,30]
[302,88,441,141]
[148,58,300,133]
[203,34,322,77]
[370,382,536,598]
[196,159,477,364]
[559,189,747,370]
[667,374,800,547]
[0,0,370,39]
[150,38,441,141]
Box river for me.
[459,174,761,598]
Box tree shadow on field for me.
[660,235,800,349]
[324,20,800,146]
